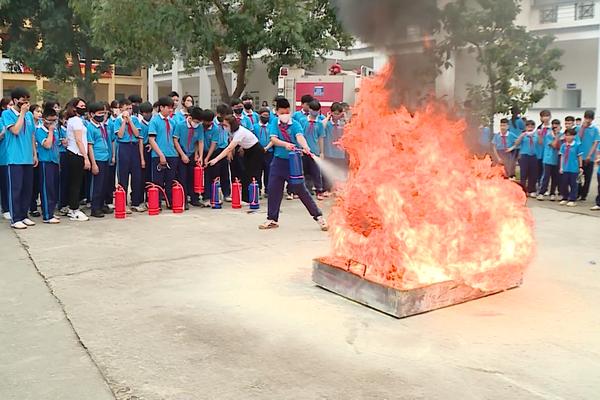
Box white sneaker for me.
[22,218,36,226]
[202,200,211,207]
[316,216,329,231]
[107,204,115,210]
[125,207,132,215]
[224,196,232,202]
[131,205,147,212]
[258,219,279,230]
[68,209,89,221]
[566,201,577,207]
[529,192,537,198]
[11,221,27,229]
[3,212,11,220]
[559,200,568,205]
[43,217,61,224]
[240,201,249,206]
[549,195,556,201]
[59,206,70,216]
[286,194,294,200]
[536,194,544,201]
[590,205,600,211]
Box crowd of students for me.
[0,88,349,230]
[490,108,600,209]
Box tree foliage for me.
[91,0,353,102]
[438,0,563,126]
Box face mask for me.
[217,116,224,123]
[309,110,320,118]
[93,115,104,123]
[191,121,200,129]
[279,114,291,124]
[16,101,24,110]
[243,103,253,110]
[76,107,87,116]
[233,108,243,115]
[143,114,152,122]
[259,116,270,124]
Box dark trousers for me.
[230,147,245,182]
[561,172,578,201]
[267,157,322,222]
[303,155,323,194]
[30,165,40,212]
[536,159,544,185]
[177,159,199,205]
[142,147,152,202]
[242,143,264,203]
[117,142,143,206]
[0,165,9,213]
[579,160,594,200]
[539,164,559,196]
[66,151,84,211]
[7,164,33,224]
[59,152,70,208]
[519,155,538,194]
[259,151,274,193]
[595,175,600,207]
[205,149,231,200]
[105,164,116,205]
[90,161,109,213]
[39,162,59,221]
[151,156,179,205]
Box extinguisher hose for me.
[145,182,170,209]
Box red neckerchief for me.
[187,123,194,150]
[563,143,571,167]
[162,116,171,143]
[279,123,292,142]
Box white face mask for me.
[191,121,200,129]
[278,114,291,124]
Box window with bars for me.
[540,6,558,23]
[575,2,594,20]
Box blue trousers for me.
[151,156,179,205]
[59,152,70,208]
[117,142,143,206]
[30,165,40,212]
[90,161,109,213]
[539,163,559,196]
[560,172,578,201]
[7,164,34,224]
[267,157,322,222]
[205,149,231,199]
[259,151,274,193]
[519,155,538,194]
[303,155,324,194]
[39,162,59,221]
[105,164,116,205]
[177,159,199,205]
[0,165,9,213]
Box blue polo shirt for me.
[536,126,551,159]
[324,119,346,159]
[139,118,151,145]
[519,132,538,157]
[175,120,202,156]
[1,108,35,165]
[86,121,111,162]
[0,117,6,166]
[35,126,60,164]
[577,124,600,159]
[492,132,516,151]
[211,120,229,150]
[114,115,141,144]
[148,114,178,158]
[269,118,304,160]
[293,110,309,124]
[202,123,218,152]
[253,122,273,152]
[173,110,186,126]
[243,110,259,126]
[542,133,559,166]
[559,142,583,173]
[301,118,325,155]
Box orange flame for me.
[328,65,535,291]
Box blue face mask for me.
[309,110,320,118]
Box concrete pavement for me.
[1,201,599,399]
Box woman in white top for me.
[209,115,264,203]
[65,97,90,221]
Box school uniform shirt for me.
[324,119,346,159]
[301,118,325,156]
[175,120,202,157]
[211,120,230,150]
[492,132,516,152]
[66,116,88,156]
[243,110,259,126]
[86,121,111,162]
[536,125,551,160]
[35,126,60,164]
[234,113,253,131]
[114,115,142,144]
[558,130,582,146]
[232,126,259,149]
[140,118,150,145]
[519,132,538,157]
[0,118,6,166]
[57,125,67,153]
[253,122,273,152]
[542,133,559,166]
[508,118,525,149]
[173,110,186,126]
[577,124,600,159]
[202,123,218,152]
[1,108,35,165]
[148,114,178,158]
[559,142,583,173]
[293,110,309,124]
[269,118,304,160]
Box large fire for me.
[327,67,535,292]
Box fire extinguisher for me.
[146,183,161,216]
[172,180,185,213]
[288,148,305,185]
[231,178,242,209]
[249,177,260,210]
[193,162,204,194]
[114,184,126,219]
[211,178,223,209]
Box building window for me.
[540,6,558,23]
[575,2,594,20]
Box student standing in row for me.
[29,103,43,218]
[87,103,113,218]
[508,120,538,197]
[559,129,583,207]
[174,106,203,208]
[65,98,90,221]
[322,102,348,194]
[576,110,600,201]
[0,100,11,220]
[35,106,60,224]
[536,110,551,187]
[199,109,218,206]
[293,94,314,124]
[204,104,232,203]
[537,119,561,201]
[492,118,517,179]
[139,102,154,202]
[301,100,325,200]
[253,107,274,197]
[242,94,259,126]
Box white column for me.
[435,52,456,103]
[147,66,156,103]
[198,67,211,109]
[596,37,600,114]
[171,58,181,95]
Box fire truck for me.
[277,64,374,113]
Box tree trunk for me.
[231,46,249,99]
[210,48,230,103]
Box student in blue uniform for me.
[148,96,180,207]
[258,97,327,231]
[174,106,203,208]
[1,87,38,229]
[537,119,561,201]
[0,110,8,220]
[301,99,325,200]
[35,106,60,224]
[57,109,70,214]
[577,110,600,201]
[559,128,583,207]
[168,91,181,120]
[230,98,252,184]
[242,94,259,126]
[253,107,274,197]
[86,102,113,218]
[508,107,525,157]
[536,110,551,187]
[199,109,218,206]
[593,152,600,211]
[115,98,146,213]
[322,102,348,194]
[204,104,233,203]
[508,120,538,197]
[293,94,314,124]
[28,103,43,218]
[139,101,154,202]
[492,118,518,178]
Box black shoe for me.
[91,210,105,218]
[190,201,202,207]
[29,210,41,218]
[102,206,114,214]
[184,204,190,210]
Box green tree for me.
[0,0,112,101]
[91,0,353,102]
[438,0,562,128]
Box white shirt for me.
[66,116,88,156]
[232,126,259,149]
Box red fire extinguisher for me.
[194,162,204,194]
[114,184,126,219]
[172,180,185,213]
[231,178,242,209]
[146,183,161,216]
